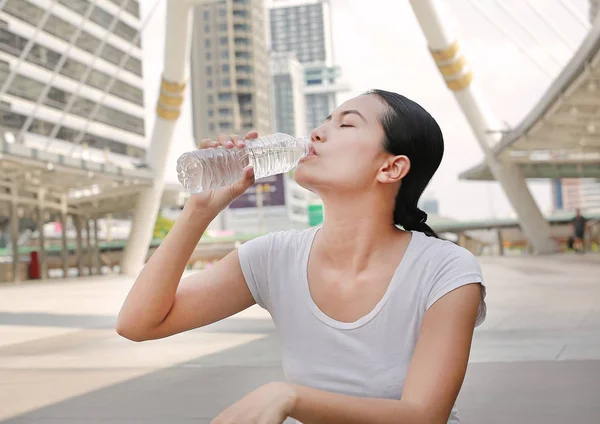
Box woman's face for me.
[294,94,403,194]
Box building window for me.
[9,7,143,76]
[208,94,214,104]
[221,50,229,58]
[220,36,229,45]
[206,66,212,75]
[235,51,251,59]
[204,10,210,20]
[205,39,211,48]
[205,24,210,33]
[207,79,213,88]
[206,52,212,60]
[222,64,230,72]
[219,23,228,31]
[223,78,230,87]
[219,8,227,17]
[0,28,144,105]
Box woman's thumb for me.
[228,165,255,200]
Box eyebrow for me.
[325,109,368,124]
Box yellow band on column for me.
[156,77,186,121]
[430,41,473,92]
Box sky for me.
[139,0,592,221]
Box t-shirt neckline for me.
[301,227,421,331]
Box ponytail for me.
[393,176,438,238]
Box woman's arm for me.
[116,132,257,342]
[116,202,256,341]
[288,283,482,424]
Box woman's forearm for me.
[116,202,217,339]
[290,385,431,424]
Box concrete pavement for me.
[0,253,599,423]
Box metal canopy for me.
[0,139,159,218]
[461,17,600,181]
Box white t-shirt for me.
[238,227,486,424]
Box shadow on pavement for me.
[3,326,600,423]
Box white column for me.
[120,0,196,275]
[37,188,47,279]
[93,218,101,275]
[409,0,557,254]
[497,229,505,256]
[74,215,84,277]
[10,192,20,283]
[86,217,93,275]
[60,196,69,278]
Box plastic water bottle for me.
[176,133,311,193]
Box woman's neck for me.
[315,191,408,273]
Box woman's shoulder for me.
[410,231,481,272]
[411,232,486,326]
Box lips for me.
[308,145,317,156]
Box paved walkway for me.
[0,253,599,423]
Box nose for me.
[311,125,325,143]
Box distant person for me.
[571,208,588,253]
[117,90,486,424]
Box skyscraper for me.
[190,0,271,141]
[0,0,146,165]
[269,51,306,137]
[266,0,348,134]
[190,0,288,234]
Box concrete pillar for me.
[60,196,69,278]
[10,199,19,283]
[74,215,84,276]
[93,218,100,275]
[60,212,69,278]
[37,188,47,279]
[86,217,93,275]
[497,229,505,256]
[409,0,557,255]
[121,0,195,275]
[458,232,467,248]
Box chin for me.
[293,166,319,192]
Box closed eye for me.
[340,124,354,128]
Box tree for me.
[153,214,175,239]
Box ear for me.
[376,155,411,184]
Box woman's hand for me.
[211,382,297,424]
[188,131,258,214]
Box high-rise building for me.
[266,0,349,134]
[269,51,322,227]
[190,0,271,141]
[269,51,306,138]
[191,0,284,234]
[0,0,146,166]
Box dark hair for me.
[366,89,444,238]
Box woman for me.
[117,89,486,424]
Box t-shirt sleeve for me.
[237,231,285,311]
[426,244,487,327]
